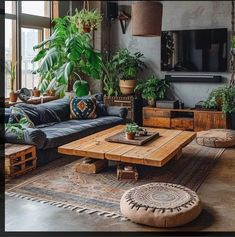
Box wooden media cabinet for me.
[143,107,229,132]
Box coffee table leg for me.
[76,157,108,174]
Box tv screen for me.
[161,28,228,72]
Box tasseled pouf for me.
[120,182,202,228]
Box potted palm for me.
[6,61,17,102]
[72,8,102,33]
[112,49,146,95]
[32,13,102,98]
[124,123,140,140]
[135,75,170,107]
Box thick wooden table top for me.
[58,125,196,167]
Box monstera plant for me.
[32,13,102,98]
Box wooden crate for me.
[104,95,143,125]
[5,143,36,178]
[75,158,108,174]
[117,165,139,180]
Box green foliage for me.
[124,123,140,133]
[100,56,119,96]
[232,35,235,48]
[72,8,102,33]
[32,12,102,98]
[73,77,90,97]
[5,117,29,139]
[112,48,147,80]
[203,86,235,114]
[135,75,170,100]
[5,61,17,91]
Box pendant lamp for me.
[132,1,163,37]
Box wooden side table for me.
[4,143,37,179]
[104,95,143,125]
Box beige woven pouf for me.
[120,182,202,228]
[196,129,235,148]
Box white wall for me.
[110,1,231,107]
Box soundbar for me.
[165,75,222,83]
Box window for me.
[21,1,50,17]
[4,1,52,98]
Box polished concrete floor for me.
[5,148,235,232]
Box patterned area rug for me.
[6,142,224,219]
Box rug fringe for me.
[5,191,127,221]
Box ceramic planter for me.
[126,132,136,140]
[32,88,40,97]
[9,91,18,102]
[119,79,136,95]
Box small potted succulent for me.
[72,8,102,33]
[6,61,18,102]
[124,123,140,140]
[112,49,146,95]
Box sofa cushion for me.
[16,103,62,125]
[70,97,97,119]
[8,107,35,128]
[39,116,124,149]
[106,106,128,118]
[196,129,235,148]
[4,127,46,149]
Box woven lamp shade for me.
[132,1,163,36]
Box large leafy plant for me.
[112,48,146,80]
[135,75,170,100]
[203,86,235,114]
[32,13,102,98]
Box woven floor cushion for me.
[196,129,235,148]
[120,182,202,228]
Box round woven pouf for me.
[120,182,202,228]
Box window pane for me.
[21,28,42,90]
[21,1,50,17]
[5,1,16,15]
[5,19,16,97]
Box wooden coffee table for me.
[58,125,196,167]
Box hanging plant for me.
[72,8,102,33]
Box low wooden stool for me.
[117,164,139,181]
[4,143,37,179]
[75,158,108,174]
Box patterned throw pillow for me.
[8,106,35,128]
[70,97,97,119]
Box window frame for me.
[5,1,52,97]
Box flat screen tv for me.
[161,28,228,72]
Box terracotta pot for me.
[148,98,156,107]
[119,79,136,95]
[126,132,136,140]
[9,91,18,102]
[33,88,40,97]
[83,25,91,33]
[46,89,55,96]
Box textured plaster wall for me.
[110,1,231,107]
